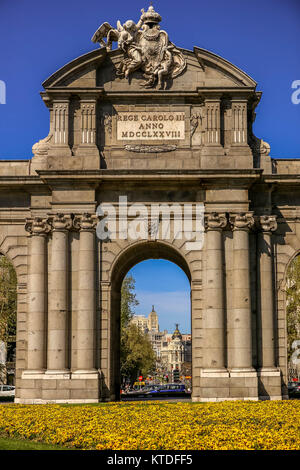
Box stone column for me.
[228,212,255,371]
[46,213,72,375]
[203,212,227,370]
[73,213,97,377]
[25,217,50,375]
[257,215,277,369]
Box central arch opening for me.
[109,241,192,401]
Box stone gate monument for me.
[1,6,299,403]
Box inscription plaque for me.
[117,112,185,140]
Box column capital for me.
[258,215,277,233]
[229,212,254,231]
[49,213,73,232]
[25,217,51,236]
[204,212,227,231]
[73,213,98,231]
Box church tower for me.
[147,305,159,332]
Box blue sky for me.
[128,260,191,333]
[0,0,299,331]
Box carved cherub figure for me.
[92,9,144,52]
[152,45,174,89]
[117,12,144,51]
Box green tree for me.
[0,255,17,344]
[286,255,300,361]
[120,323,156,384]
[121,275,139,329]
[120,275,156,385]
[0,255,17,381]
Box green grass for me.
[0,435,67,450]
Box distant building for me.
[182,334,192,363]
[132,309,191,375]
[160,324,185,373]
[131,315,149,333]
[148,306,159,332]
[131,305,159,333]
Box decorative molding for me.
[249,135,271,157]
[124,144,177,153]
[53,103,69,145]
[204,212,227,231]
[48,213,73,231]
[259,215,277,233]
[229,212,254,231]
[32,133,53,157]
[73,213,98,231]
[190,113,201,137]
[144,216,160,239]
[190,104,204,138]
[102,113,112,134]
[260,139,271,156]
[25,217,51,236]
[80,103,96,145]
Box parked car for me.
[288,381,300,398]
[0,385,15,397]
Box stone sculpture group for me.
[92,5,186,89]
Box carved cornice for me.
[73,213,98,231]
[229,212,254,231]
[259,215,277,233]
[205,212,227,231]
[25,217,51,236]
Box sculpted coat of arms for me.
[92,5,186,89]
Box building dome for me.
[172,323,182,340]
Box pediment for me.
[42,46,257,93]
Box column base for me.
[72,370,99,380]
[18,370,100,403]
[22,370,45,379]
[198,368,230,401]
[200,368,230,378]
[229,368,257,377]
[15,398,100,405]
[257,367,281,377]
[228,368,258,400]
[192,396,259,403]
[257,368,282,400]
[44,370,71,379]
[197,368,259,401]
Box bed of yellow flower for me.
[0,400,299,450]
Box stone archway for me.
[3,5,297,403]
[105,241,193,401]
